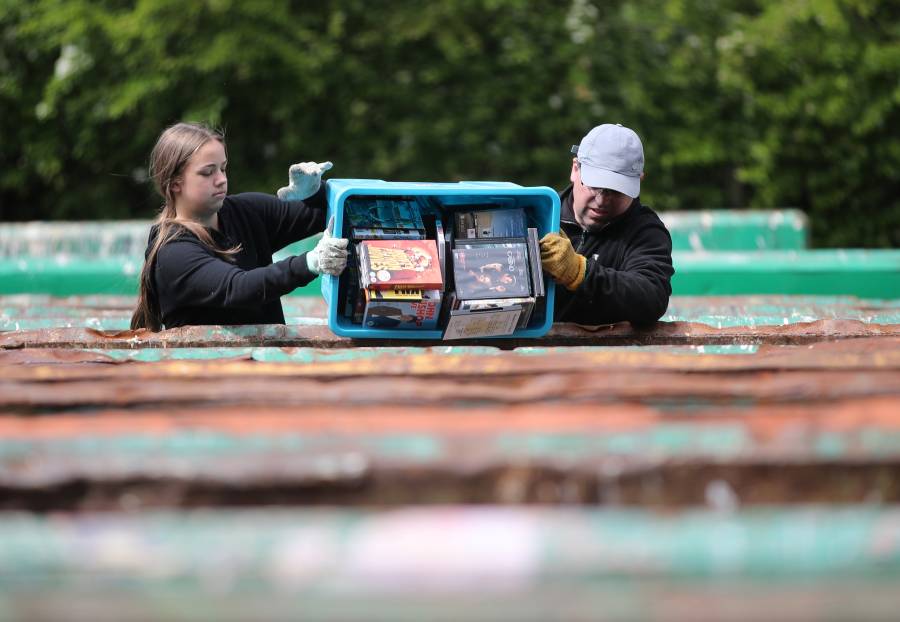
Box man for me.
[539,123,674,326]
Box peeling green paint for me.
[373,435,443,460]
[6,426,900,465]
[60,344,763,363]
[497,427,752,458]
[1,507,900,581]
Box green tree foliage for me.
[716,0,900,246]
[1,0,897,246]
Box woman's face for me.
[173,139,227,222]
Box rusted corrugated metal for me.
[3,318,899,349]
[2,292,900,621]
[1,334,898,510]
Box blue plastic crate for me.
[322,179,560,339]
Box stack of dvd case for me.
[338,197,545,338]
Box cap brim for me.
[580,165,640,199]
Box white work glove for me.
[277,161,333,200]
[306,217,349,276]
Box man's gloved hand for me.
[306,217,349,276]
[540,229,586,291]
[277,161,333,201]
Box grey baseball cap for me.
[571,124,644,198]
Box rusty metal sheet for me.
[3,338,894,364]
[1,335,896,511]
[3,319,899,349]
[0,344,763,364]
[3,294,898,336]
[4,294,899,322]
[2,366,899,415]
[2,337,897,382]
[2,395,900,509]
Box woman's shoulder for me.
[146,221,197,250]
[152,222,218,259]
[224,192,280,211]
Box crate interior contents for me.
[337,195,547,339]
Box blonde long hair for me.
[130,122,241,331]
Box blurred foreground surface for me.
[2,293,900,621]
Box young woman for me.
[131,122,347,331]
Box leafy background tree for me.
[1,0,897,246]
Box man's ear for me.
[570,158,579,184]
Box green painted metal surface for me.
[0,257,142,295]
[4,250,898,298]
[0,507,898,579]
[0,222,319,258]
[671,250,900,299]
[660,209,808,251]
[2,508,899,620]
[0,257,322,297]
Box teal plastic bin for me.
[322,179,560,339]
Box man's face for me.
[570,159,634,231]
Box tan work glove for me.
[540,229,586,291]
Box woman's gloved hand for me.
[306,217,349,276]
[540,229,586,291]
[277,161,333,201]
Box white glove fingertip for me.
[319,161,333,173]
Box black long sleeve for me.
[151,190,326,328]
[155,241,315,309]
[575,219,674,325]
[554,188,674,326]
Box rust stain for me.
[0,397,899,440]
[3,320,899,350]
[0,403,661,437]
[2,338,898,383]
[1,370,898,413]
[0,349,119,364]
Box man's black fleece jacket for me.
[148,188,326,328]
[554,185,674,326]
